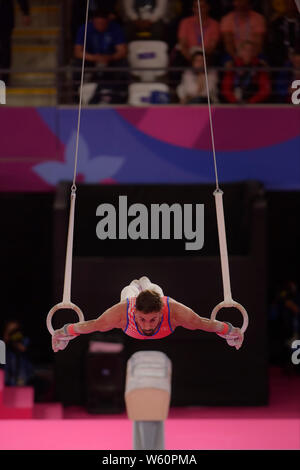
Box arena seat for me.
[128,41,169,82]
[128,82,170,106]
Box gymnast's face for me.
[135,311,162,336]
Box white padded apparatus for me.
[125,351,172,421]
[295,0,300,13]
[128,41,168,82]
[128,82,169,106]
[125,351,171,395]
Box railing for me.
[0,65,299,106]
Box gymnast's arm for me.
[170,299,244,349]
[170,299,228,333]
[51,303,127,352]
[53,303,126,339]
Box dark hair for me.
[292,45,300,56]
[93,8,110,19]
[191,50,204,61]
[136,290,163,314]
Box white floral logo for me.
[33,132,124,185]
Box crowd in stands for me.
[69,0,300,105]
[1,0,299,105]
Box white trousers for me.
[120,276,164,301]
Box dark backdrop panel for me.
[0,188,299,387]
[266,191,300,294]
[65,181,259,257]
[53,182,268,407]
[0,193,54,363]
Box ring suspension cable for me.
[72,0,90,192]
[196,0,220,192]
[63,0,90,303]
[46,0,90,334]
[196,1,248,331]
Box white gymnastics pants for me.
[120,276,164,301]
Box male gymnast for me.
[52,276,244,352]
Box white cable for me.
[72,0,90,191]
[46,0,90,334]
[196,0,220,191]
[196,1,248,333]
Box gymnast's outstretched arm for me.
[170,298,244,349]
[51,303,125,352]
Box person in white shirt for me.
[122,0,168,40]
[177,50,219,104]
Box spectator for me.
[3,320,33,386]
[265,0,287,21]
[0,0,31,84]
[275,47,300,103]
[209,1,265,19]
[221,40,271,104]
[271,280,300,374]
[121,0,168,41]
[208,0,234,20]
[220,0,266,60]
[71,0,119,44]
[177,0,220,63]
[73,8,127,104]
[177,50,219,103]
[267,0,300,66]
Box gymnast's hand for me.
[51,327,77,353]
[219,326,244,350]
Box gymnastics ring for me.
[211,300,249,334]
[46,302,85,336]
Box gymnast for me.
[52,276,244,353]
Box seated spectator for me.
[266,0,287,20]
[273,280,300,373]
[73,8,127,104]
[121,0,168,41]
[267,0,300,66]
[3,320,33,386]
[71,0,119,43]
[177,50,219,103]
[220,0,266,60]
[208,0,234,20]
[210,0,265,19]
[221,40,271,104]
[177,0,220,63]
[275,47,300,103]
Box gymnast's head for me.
[135,290,163,336]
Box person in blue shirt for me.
[73,8,128,104]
